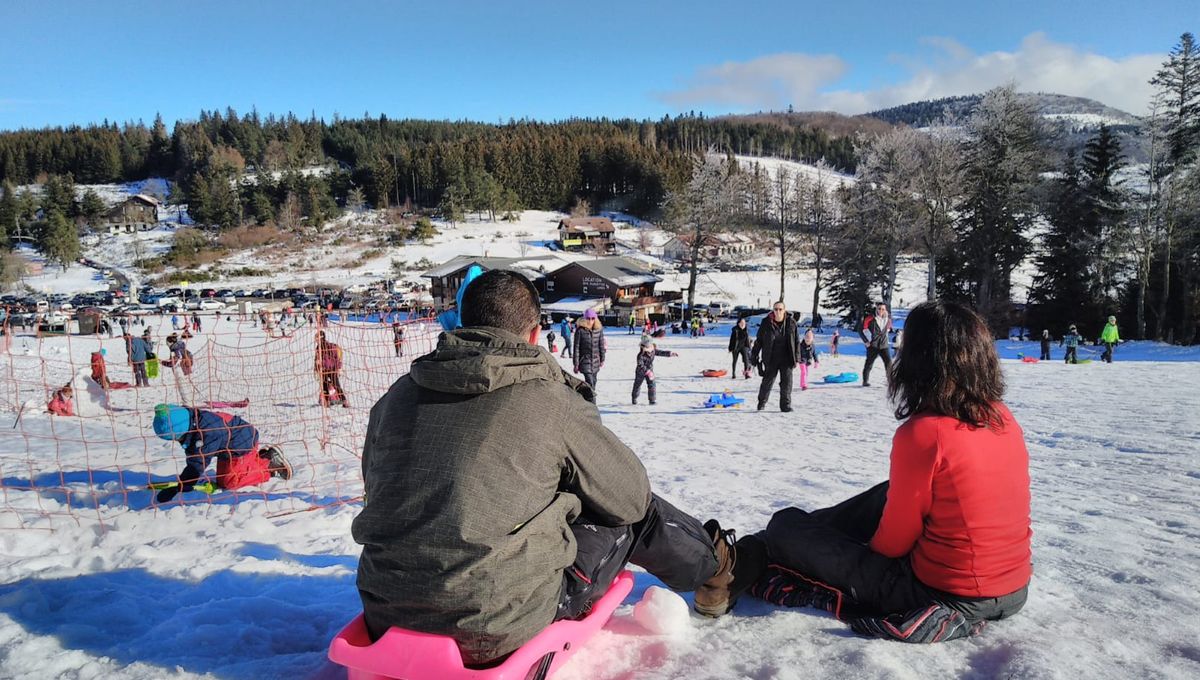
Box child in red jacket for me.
[705,301,1032,643]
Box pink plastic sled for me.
[329,570,635,680]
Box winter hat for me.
[99,348,107,356]
[584,309,598,320]
[152,404,190,441]
[640,335,653,348]
[1108,316,1116,323]
[1069,324,1077,331]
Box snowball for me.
[632,586,690,635]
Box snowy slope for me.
[0,317,1198,679]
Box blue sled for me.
[704,392,745,408]
[823,372,860,384]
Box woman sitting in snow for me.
[152,403,292,503]
[706,301,1032,642]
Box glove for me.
[645,370,654,380]
[670,352,678,357]
[573,366,579,374]
[155,481,195,504]
[757,363,765,377]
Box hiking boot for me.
[756,403,765,411]
[260,446,293,480]
[694,519,739,617]
[781,406,792,412]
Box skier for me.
[392,322,405,358]
[151,403,291,503]
[718,301,1032,643]
[1100,316,1120,363]
[572,308,606,390]
[631,337,677,405]
[351,269,736,665]
[860,301,893,387]
[798,328,820,391]
[728,316,753,379]
[751,301,800,412]
[558,317,573,358]
[1060,325,1082,364]
[315,330,349,407]
[1039,330,1052,361]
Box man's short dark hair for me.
[460,269,542,335]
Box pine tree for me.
[40,210,81,270]
[79,189,107,228]
[0,180,17,246]
[941,85,1047,335]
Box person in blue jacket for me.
[558,317,573,358]
[152,403,292,502]
[127,332,152,387]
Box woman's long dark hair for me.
[888,301,1006,430]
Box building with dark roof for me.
[556,217,615,252]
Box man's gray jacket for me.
[352,326,651,664]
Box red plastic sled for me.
[329,570,635,680]
[1021,356,1039,363]
[701,369,727,378]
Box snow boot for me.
[850,604,985,643]
[260,445,293,480]
[694,519,745,617]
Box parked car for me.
[185,298,226,311]
[251,289,269,298]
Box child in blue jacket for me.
[152,403,291,502]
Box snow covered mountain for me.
[868,92,1148,162]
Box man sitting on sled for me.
[152,403,292,502]
[352,269,742,666]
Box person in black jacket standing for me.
[728,316,753,379]
[751,301,800,411]
[860,301,892,387]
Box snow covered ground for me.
[1,316,1198,679]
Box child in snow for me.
[632,337,677,405]
[47,384,74,416]
[546,329,557,353]
[392,322,405,357]
[91,349,111,389]
[162,333,193,376]
[170,314,180,330]
[830,329,840,357]
[191,312,202,333]
[315,330,349,407]
[798,328,820,391]
[151,403,291,503]
[1040,330,1052,360]
[728,316,753,378]
[1060,325,1082,364]
[1100,316,1120,363]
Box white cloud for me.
[658,33,1162,116]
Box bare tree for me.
[768,165,800,299]
[912,129,963,300]
[797,165,839,325]
[664,153,745,314]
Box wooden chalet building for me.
[662,232,756,261]
[101,194,160,235]
[422,254,566,309]
[543,256,678,322]
[556,217,615,252]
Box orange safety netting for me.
[0,310,438,528]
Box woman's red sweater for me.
[869,404,1032,597]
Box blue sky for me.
[0,0,1190,130]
